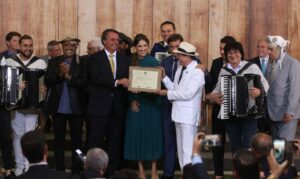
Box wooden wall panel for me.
[208,0,228,69]
[96,0,115,37]
[58,0,78,41]
[288,0,300,59]
[78,0,97,55]
[190,0,209,66]
[249,0,271,58]
[227,0,250,58]
[133,0,153,43]
[172,0,191,42]
[271,0,288,38]
[115,0,134,38]
[0,0,4,51]
[0,0,299,61]
[152,0,172,44]
[20,0,42,55]
[39,0,59,55]
[1,0,22,52]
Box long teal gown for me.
[124,54,163,161]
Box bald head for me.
[251,133,272,157]
[256,39,269,58]
[87,38,103,55]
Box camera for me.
[273,139,285,164]
[201,134,222,147]
[75,149,86,162]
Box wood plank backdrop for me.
[0,0,299,69]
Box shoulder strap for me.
[237,62,254,75]
[222,66,236,75]
[25,56,40,67]
[10,55,28,69]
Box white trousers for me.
[11,110,38,176]
[175,122,198,170]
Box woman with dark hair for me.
[209,41,269,153]
[124,34,163,179]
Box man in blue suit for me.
[160,33,183,179]
[150,21,176,57]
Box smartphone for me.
[273,139,285,164]
[75,149,86,162]
[201,134,222,147]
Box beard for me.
[20,50,33,59]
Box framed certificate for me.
[128,66,162,92]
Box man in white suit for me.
[158,42,205,169]
[265,35,300,141]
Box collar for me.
[104,49,117,57]
[17,53,35,62]
[185,60,198,70]
[227,61,242,70]
[164,41,168,48]
[259,55,269,61]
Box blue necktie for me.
[261,59,266,75]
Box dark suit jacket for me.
[16,165,72,179]
[150,41,168,57]
[86,49,129,116]
[0,50,20,59]
[44,55,87,115]
[250,56,262,70]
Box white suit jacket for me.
[162,60,205,126]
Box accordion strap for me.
[222,62,255,76]
[10,55,40,70]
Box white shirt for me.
[226,61,242,74]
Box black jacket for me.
[44,55,87,115]
[16,165,72,179]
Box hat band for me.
[178,47,195,55]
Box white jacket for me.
[162,60,205,126]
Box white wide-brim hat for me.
[173,42,199,56]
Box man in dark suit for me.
[250,39,269,76]
[44,37,87,174]
[17,131,72,179]
[150,21,176,57]
[86,29,129,177]
[205,36,236,179]
[160,33,183,179]
[249,39,270,133]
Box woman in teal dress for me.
[124,34,163,179]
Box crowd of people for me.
[0,20,300,179]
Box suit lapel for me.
[99,51,114,80]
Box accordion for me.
[19,69,45,109]
[220,74,264,120]
[0,66,22,109]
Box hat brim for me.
[173,49,199,56]
[59,38,81,44]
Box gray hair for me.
[85,148,108,171]
[88,37,104,50]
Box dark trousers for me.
[53,113,83,173]
[0,107,14,170]
[225,117,257,153]
[87,111,124,177]
[162,101,177,177]
[211,105,226,176]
